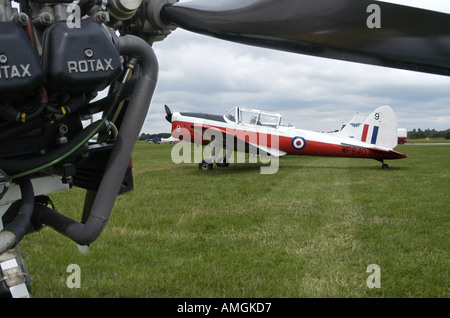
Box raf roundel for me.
[291,136,306,150]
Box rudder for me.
[360,105,398,149]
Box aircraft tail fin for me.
[339,106,399,149]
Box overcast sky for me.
[142,0,450,134]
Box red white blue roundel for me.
[292,136,306,150]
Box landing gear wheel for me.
[216,157,229,168]
[382,163,389,169]
[198,160,213,170]
[216,162,229,168]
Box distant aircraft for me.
[164,105,407,169]
[146,136,180,144]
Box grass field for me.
[407,138,450,144]
[21,141,449,298]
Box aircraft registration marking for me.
[342,146,367,156]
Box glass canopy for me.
[224,107,287,128]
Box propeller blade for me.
[164,104,172,123]
[161,0,450,76]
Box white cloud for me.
[142,0,450,134]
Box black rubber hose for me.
[0,118,45,143]
[83,79,137,115]
[0,102,47,123]
[0,104,21,122]
[46,94,87,115]
[0,177,34,254]
[76,0,99,17]
[24,102,47,121]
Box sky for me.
[142,0,450,134]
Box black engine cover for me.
[0,22,43,100]
[42,20,123,94]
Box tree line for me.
[408,128,450,139]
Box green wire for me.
[8,119,107,180]
[1,62,131,182]
[0,169,10,182]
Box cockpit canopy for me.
[224,107,291,128]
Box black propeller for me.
[164,104,172,123]
[161,0,450,77]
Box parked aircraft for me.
[147,136,180,144]
[165,105,407,170]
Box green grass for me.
[408,138,450,143]
[20,142,449,297]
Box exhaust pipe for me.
[0,178,34,254]
[31,35,158,246]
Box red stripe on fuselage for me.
[361,124,369,142]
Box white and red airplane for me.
[165,105,407,170]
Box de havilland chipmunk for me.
[165,105,407,170]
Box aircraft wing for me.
[247,142,287,158]
[194,124,287,157]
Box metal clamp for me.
[0,251,30,298]
[0,171,10,201]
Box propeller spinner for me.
[160,0,450,77]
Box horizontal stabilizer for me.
[369,146,407,159]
